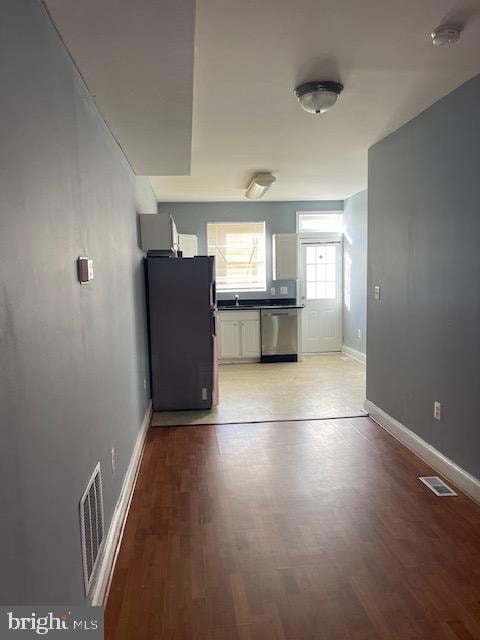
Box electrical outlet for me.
[143,377,147,392]
[280,286,288,295]
[201,387,208,401]
[374,285,381,300]
[111,447,115,472]
[357,329,362,339]
[270,287,276,295]
[434,401,442,421]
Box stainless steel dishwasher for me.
[260,308,299,362]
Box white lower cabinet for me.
[219,318,242,359]
[218,310,261,362]
[241,320,261,358]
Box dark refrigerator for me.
[146,255,218,411]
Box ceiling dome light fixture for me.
[294,80,344,114]
[245,172,276,199]
[431,24,462,46]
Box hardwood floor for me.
[105,417,480,639]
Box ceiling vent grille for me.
[419,476,457,497]
[80,463,104,595]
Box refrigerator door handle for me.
[211,311,217,336]
[210,281,216,307]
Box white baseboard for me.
[365,399,480,503]
[90,401,152,606]
[342,345,366,364]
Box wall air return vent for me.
[80,463,105,595]
[419,476,457,497]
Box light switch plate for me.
[280,286,288,295]
[77,257,94,284]
[374,285,381,300]
[270,287,276,295]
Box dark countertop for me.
[218,298,304,311]
[218,305,304,310]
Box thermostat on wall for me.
[77,257,94,284]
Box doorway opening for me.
[151,208,367,427]
[151,354,366,426]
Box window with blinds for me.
[207,222,266,291]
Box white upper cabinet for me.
[178,234,198,257]
[273,233,298,280]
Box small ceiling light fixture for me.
[431,24,462,46]
[245,172,277,199]
[294,80,344,114]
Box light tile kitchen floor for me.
[151,353,366,426]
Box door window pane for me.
[326,282,336,298]
[317,264,327,281]
[306,265,316,282]
[316,283,327,299]
[304,244,337,300]
[306,246,316,264]
[306,282,316,300]
[325,246,335,262]
[326,264,335,280]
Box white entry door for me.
[300,241,342,353]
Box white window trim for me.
[296,210,343,234]
[299,233,343,244]
[207,220,267,293]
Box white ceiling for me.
[46,0,480,201]
[44,0,195,176]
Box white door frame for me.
[298,234,343,354]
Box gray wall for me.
[158,200,343,299]
[343,190,367,354]
[0,0,154,604]
[367,73,480,479]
